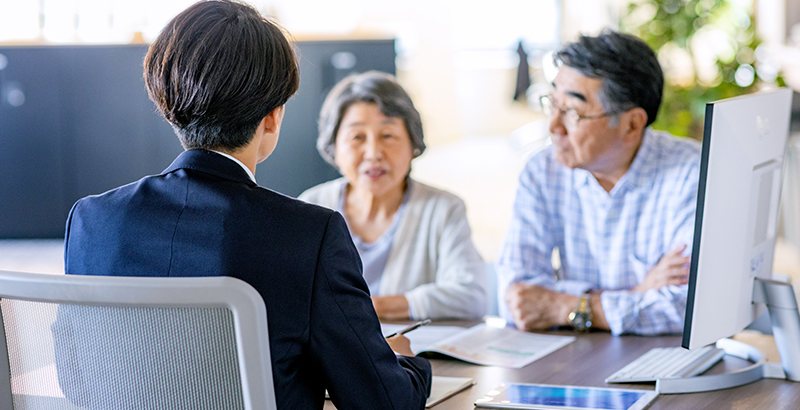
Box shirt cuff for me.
[599,290,632,335]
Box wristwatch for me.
[568,290,593,332]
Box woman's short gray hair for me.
[317,71,425,167]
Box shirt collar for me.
[209,149,256,183]
[615,128,656,190]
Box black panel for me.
[0,45,183,238]
[59,46,182,209]
[682,103,714,349]
[0,48,70,237]
[0,40,395,238]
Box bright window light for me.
[77,0,112,43]
[42,0,78,43]
[0,0,41,41]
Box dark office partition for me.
[60,46,182,207]
[0,40,395,238]
[0,47,70,238]
[256,39,396,196]
[0,45,180,239]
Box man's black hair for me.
[144,0,299,150]
[555,29,663,126]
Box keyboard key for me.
[605,346,725,383]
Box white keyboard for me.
[605,345,725,383]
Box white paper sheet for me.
[383,322,575,369]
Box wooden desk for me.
[325,323,800,409]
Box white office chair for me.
[0,270,276,410]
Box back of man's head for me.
[555,29,663,127]
[144,0,299,151]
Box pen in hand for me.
[385,319,431,339]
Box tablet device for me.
[474,383,657,410]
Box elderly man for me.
[497,30,701,336]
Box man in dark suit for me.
[57,1,431,409]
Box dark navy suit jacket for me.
[61,149,431,409]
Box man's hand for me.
[504,283,576,331]
[386,334,415,357]
[632,244,691,293]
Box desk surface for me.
[324,323,800,410]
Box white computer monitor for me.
[682,88,794,351]
[649,88,800,395]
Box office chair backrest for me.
[0,270,276,410]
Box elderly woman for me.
[300,71,487,320]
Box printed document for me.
[382,323,574,368]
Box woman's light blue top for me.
[337,183,410,296]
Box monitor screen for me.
[682,88,794,349]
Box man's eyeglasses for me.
[539,95,620,129]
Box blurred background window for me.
[1,0,799,264]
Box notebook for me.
[426,376,475,408]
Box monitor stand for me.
[657,277,800,394]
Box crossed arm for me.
[503,243,691,333]
[498,149,698,335]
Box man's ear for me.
[262,106,284,135]
[622,107,648,145]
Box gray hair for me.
[554,29,663,127]
[317,71,425,167]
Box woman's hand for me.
[385,334,415,357]
[632,244,691,293]
[372,295,410,320]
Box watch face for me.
[570,293,592,332]
[570,312,591,331]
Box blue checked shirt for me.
[496,129,702,335]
